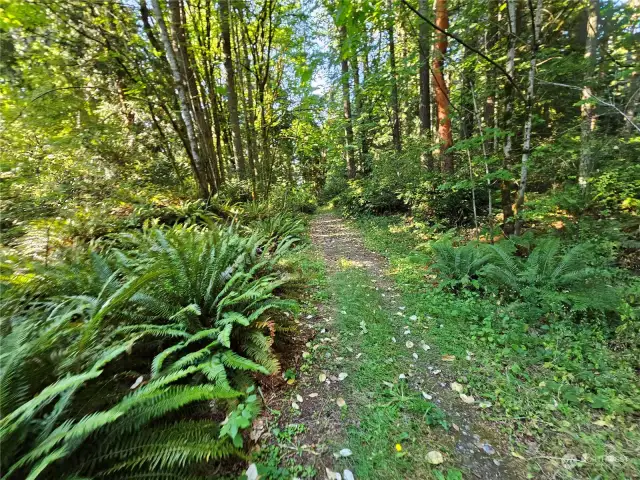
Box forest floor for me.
[252,213,527,479]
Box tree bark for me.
[219,0,247,179]
[514,0,543,236]
[501,0,518,234]
[484,0,499,154]
[150,0,209,198]
[418,0,433,169]
[578,0,599,192]
[351,54,368,169]
[339,24,357,179]
[388,0,402,152]
[433,0,453,173]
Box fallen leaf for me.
[406,341,414,348]
[392,337,397,343]
[460,394,475,404]
[413,353,418,360]
[398,374,406,380]
[592,420,610,427]
[426,450,444,465]
[336,397,346,407]
[318,373,327,383]
[432,369,441,375]
[511,451,525,459]
[296,394,303,402]
[450,382,464,393]
[343,470,355,480]
[308,393,319,398]
[325,467,341,480]
[287,378,295,385]
[383,381,394,388]
[421,344,431,351]
[130,375,144,390]
[339,448,352,457]
[355,353,362,359]
[422,392,433,400]
[302,352,311,359]
[338,372,348,381]
[478,401,493,409]
[246,463,259,480]
[442,355,456,361]
[291,402,300,410]
[409,315,418,321]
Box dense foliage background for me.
[1,0,638,477]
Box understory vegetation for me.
[354,215,639,478]
[1,212,309,478]
[2,0,639,477]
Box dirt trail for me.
[307,214,523,479]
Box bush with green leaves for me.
[429,237,622,321]
[482,238,620,319]
[0,222,302,478]
[429,239,493,290]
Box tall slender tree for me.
[388,0,402,151]
[433,0,453,173]
[514,0,543,235]
[219,0,247,179]
[418,0,432,169]
[501,0,518,234]
[578,0,599,192]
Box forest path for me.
[300,213,524,479]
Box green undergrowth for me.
[352,214,640,479]
[327,266,460,480]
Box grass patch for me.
[328,266,458,480]
[352,214,640,479]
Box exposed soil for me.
[255,213,525,479]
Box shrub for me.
[429,240,493,290]
[482,238,620,319]
[0,223,301,478]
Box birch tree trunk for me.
[339,25,357,179]
[501,0,518,234]
[388,0,402,152]
[418,0,433,170]
[514,0,543,236]
[219,0,247,179]
[150,0,209,198]
[578,0,599,192]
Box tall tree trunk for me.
[433,0,453,173]
[234,7,257,196]
[339,24,357,179]
[150,0,209,198]
[170,0,219,193]
[351,54,368,170]
[514,0,543,236]
[484,0,499,154]
[578,0,599,192]
[388,0,402,152]
[501,0,518,234]
[418,0,433,170]
[219,0,247,179]
[460,47,475,139]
